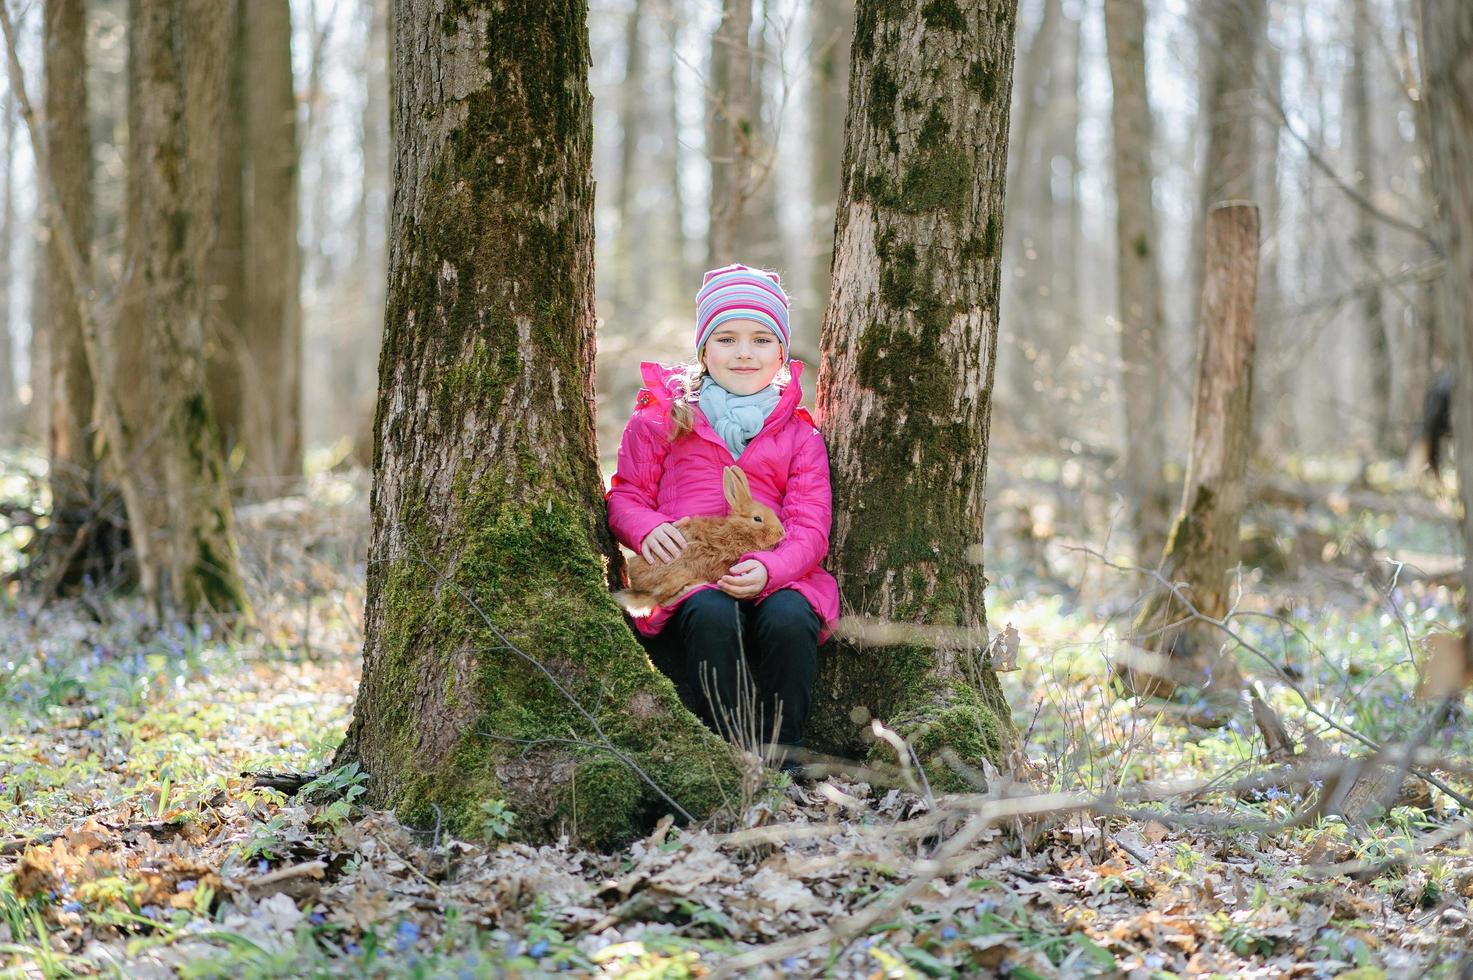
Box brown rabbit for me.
[615,466,784,612]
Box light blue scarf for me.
[697,376,781,459]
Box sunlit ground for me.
[1,447,1470,976]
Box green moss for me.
[921,0,965,32]
[886,677,1010,794]
[1133,233,1151,258]
[966,60,999,102]
[867,63,899,151]
[900,142,972,215]
[365,468,740,848]
[983,213,1003,258]
[917,106,949,151]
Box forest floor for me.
[1,449,1471,978]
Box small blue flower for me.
[309,911,326,925]
[176,879,197,892]
[61,901,82,913]
[394,920,420,951]
[782,956,800,970]
[529,939,550,959]
[345,942,361,955]
[941,926,959,940]
[257,859,269,874]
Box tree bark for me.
[204,0,247,472]
[812,0,1018,783]
[1420,0,1473,615]
[1350,0,1392,452]
[706,0,754,265]
[241,0,301,496]
[807,0,850,348]
[41,0,110,587]
[658,0,691,293]
[613,0,649,326]
[334,0,736,847]
[1104,0,1169,562]
[1126,203,1259,703]
[119,0,246,615]
[1190,0,1264,333]
[0,89,13,438]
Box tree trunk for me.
[812,0,1018,784]
[744,0,783,272]
[42,0,110,586]
[658,0,691,296]
[613,0,648,327]
[1125,204,1259,703]
[1190,0,1264,336]
[334,0,736,847]
[706,0,754,265]
[345,0,389,458]
[999,0,1059,430]
[119,0,246,615]
[1104,0,1169,562]
[204,1,247,472]
[1350,0,1392,452]
[241,0,301,496]
[1420,0,1473,612]
[807,0,850,351]
[0,89,13,439]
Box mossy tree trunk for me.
[810,0,1019,788]
[1420,0,1473,615]
[116,0,247,615]
[1124,203,1259,704]
[1103,0,1170,564]
[334,0,736,848]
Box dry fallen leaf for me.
[988,623,1021,672]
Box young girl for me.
[606,263,840,765]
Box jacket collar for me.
[640,359,806,450]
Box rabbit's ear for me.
[725,466,752,509]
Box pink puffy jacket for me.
[606,360,841,642]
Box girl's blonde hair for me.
[664,357,792,442]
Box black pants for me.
[640,588,819,749]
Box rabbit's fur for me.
[616,466,784,612]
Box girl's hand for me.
[640,518,691,564]
[718,559,768,598]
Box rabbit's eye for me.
[753,516,763,523]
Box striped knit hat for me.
[694,263,791,364]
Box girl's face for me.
[701,318,783,395]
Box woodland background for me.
[0,0,1470,977]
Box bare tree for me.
[706,0,754,265]
[116,0,246,614]
[0,86,13,439]
[40,0,110,586]
[1125,204,1260,702]
[1104,0,1170,561]
[240,0,302,495]
[813,0,1019,781]
[806,0,850,337]
[1420,0,1473,613]
[1350,0,1392,451]
[1191,0,1265,323]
